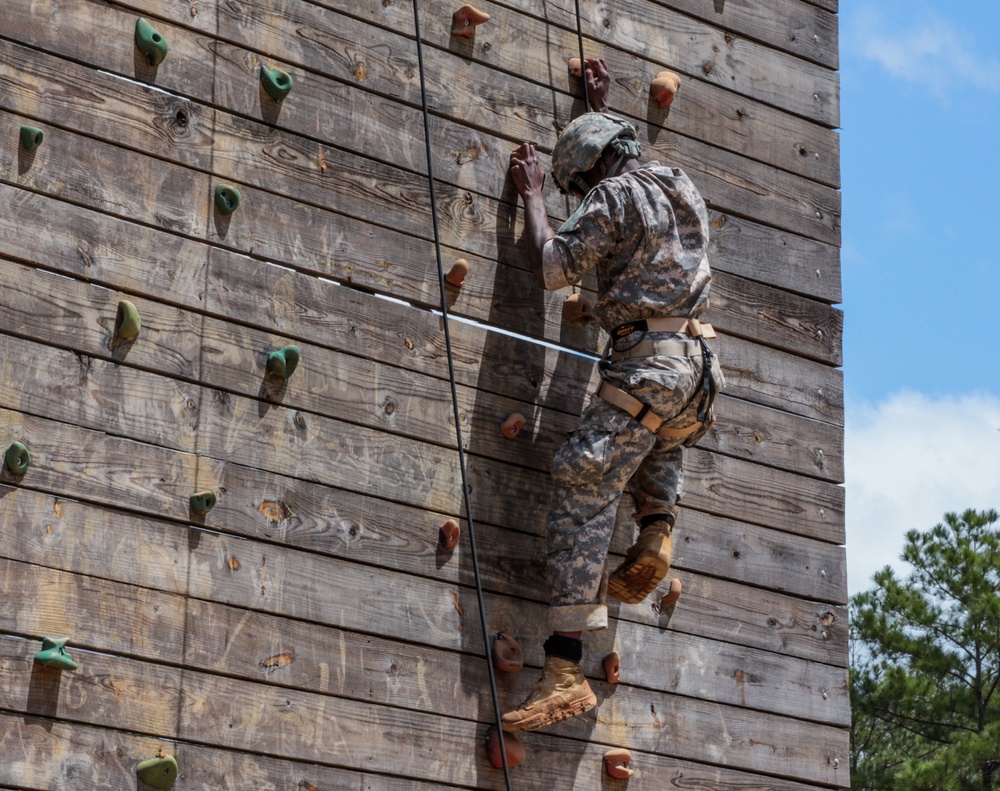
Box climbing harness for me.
[411,3,514,787]
[598,318,720,439]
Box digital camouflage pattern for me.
[542,163,712,331]
[542,161,722,633]
[550,112,640,195]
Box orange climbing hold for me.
[651,71,682,108]
[662,577,683,605]
[500,412,526,439]
[603,651,621,685]
[492,632,524,673]
[445,258,469,287]
[563,293,594,322]
[485,726,526,769]
[603,748,634,779]
[452,5,489,37]
[439,518,460,549]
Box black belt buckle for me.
[611,319,648,353]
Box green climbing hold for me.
[115,299,142,340]
[20,125,44,151]
[34,636,78,671]
[260,65,293,102]
[137,755,178,790]
[4,442,29,475]
[135,18,169,67]
[214,184,241,215]
[190,490,217,515]
[266,345,300,380]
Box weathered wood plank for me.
[1,0,842,245]
[0,560,848,784]
[0,404,845,608]
[0,711,846,791]
[0,35,842,306]
[0,481,847,663]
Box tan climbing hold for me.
[445,258,469,287]
[603,651,621,685]
[604,748,634,779]
[500,412,526,440]
[661,577,683,605]
[485,726,526,769]
[568,57,583,77]
[439,518,460,549]
[651,71,682,108]
[452,5,489,37]
[562,293,594,322]
[492,632,524,673]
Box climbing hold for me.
[4,442,30,475]
[137,754,178,790]
[266,345,301,380]
[661,577,683,606]
[190,490,217,515]
[260,65,293,102]
[445,258,469,287]
[603,651,620,685]
[34,637,78,671]
[214,184,241,215]
[135,18,169,67]
[485,726,526,769]
[651,71,682,109]
[562,293,594,322]
[568,57,583,77]
[492,632,523,673]
[500,413,526,440]
[603,748,634,779]
[452,4,489,37]
[439,518,460,550]
[19,125,44,151]
[114,299,142,340]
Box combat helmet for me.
[551,113,641,197]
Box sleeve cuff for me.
[541,238,571,290]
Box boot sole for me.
[500,692,597,733]
[607,549,670,604]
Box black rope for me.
[574,0,590,112]
[410,3,514,789]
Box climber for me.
[501,61,724,733]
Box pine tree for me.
[851,509,1000,791]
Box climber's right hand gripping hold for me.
[509,142,555,287]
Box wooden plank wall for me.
[0,0,845,788]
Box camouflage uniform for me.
[541,162,723,632]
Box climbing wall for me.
[0,0,845,788]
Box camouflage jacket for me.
[541,162,712,331]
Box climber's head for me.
[551,113,641,198]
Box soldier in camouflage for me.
[501,59,724,734]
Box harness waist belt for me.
[611,317,716,340]
[609,338,702,362]
[597,381,704,439]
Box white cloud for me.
[847,6,1000,97]
[846,390,1000,595]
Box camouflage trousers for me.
[547,344,723,633]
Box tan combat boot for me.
[500,656,597,733]
[607,519,673,604]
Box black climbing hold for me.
[190,490,217,515]
[34,636,78,671]
[135,18,169,67]
[115,299,142,340]
[266,345,300,380]
[137,755,178,790]
[4,442,29,475]
[19,125,44,151]
[260,65,293,102]
[214,184,241,215]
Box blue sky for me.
[840,0,1000,593]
